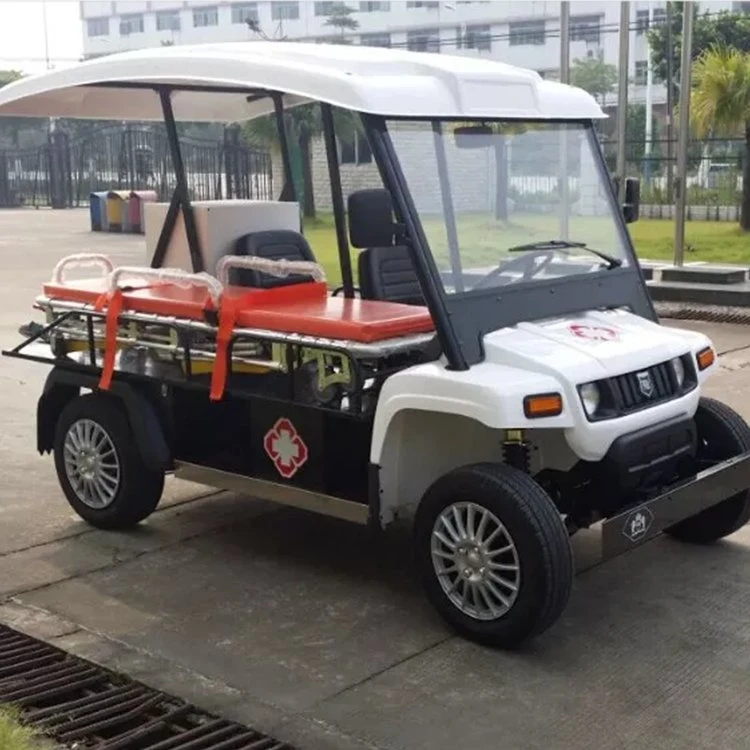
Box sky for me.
[0,0,82,75]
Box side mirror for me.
[613,176,640,223]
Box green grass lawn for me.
[302,214,750,285]
[629,220,750,265]
[0,708,41,750]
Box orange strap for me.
[209,294,237,401]
[93,288,123,391]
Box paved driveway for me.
[2,210,750,749]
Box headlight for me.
[670,357,686,388]
[579,382,601,417]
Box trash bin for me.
[106,190,131,232]
[128,190,157,234]
[89,191,108,231]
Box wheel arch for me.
[373,407,507,527]
[38,369,171,471]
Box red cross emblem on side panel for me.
[263,418,309,479]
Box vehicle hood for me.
[482,309,708,384]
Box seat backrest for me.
[358,246,425,306]
[347,188,424,306]
[230,229,317,288]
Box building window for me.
[635,9,649,35]
[652,8,666,27]
[314,2,336,15]
[461,24,491,51]
[570,15,600,43]
[86,17,109,36]
[407,27,440,52]
[231,3,258,24]
[360,32,391,47]
[340,131,372,165]
[272,2,300,20]
[156,10,181,31]
[407,1,439,7]
[634,60,648,85]
[360,1,390,10]
[193,6,219,27]
[508,20,545,46]
[119,13,144,35]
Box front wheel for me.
[53,393,165,529]
[665,397,750,544]
[414,463,573,648]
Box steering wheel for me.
[471,249,556,291]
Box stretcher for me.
[36,253,436,402]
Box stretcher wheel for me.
[665,397,750,544]
[53,393,164,529]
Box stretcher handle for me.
[52,253,114,285]
[216,255,326,287]
[108,266,224,308]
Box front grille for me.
[611,361,678,412]
[581,356,697,422]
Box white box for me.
[144,199,301,276]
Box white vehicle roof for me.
[0,42,605,123]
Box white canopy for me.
[0,41,605,123]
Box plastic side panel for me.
[370,361,571,465]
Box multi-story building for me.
[77,1,749,207]
[79,1,746,109]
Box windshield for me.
[385,120,632,295]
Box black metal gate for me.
[0,124,273,208]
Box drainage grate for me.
[656,301,750,326]
[0,624,293,750]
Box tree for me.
[570,56,618,106]
[243,104,361,219]
[689,46,750,231]
[648,4,750,100]
[324,3,359,41]
[0,70,22,87]
[0,70,42,149]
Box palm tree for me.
[689,45,750,231]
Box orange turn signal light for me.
[696,347,715,371]
[524,393,563,418]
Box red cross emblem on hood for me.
[263,418,309,479]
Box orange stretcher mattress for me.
[42,278,434,343]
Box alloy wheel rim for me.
[431,501,521,621]
[63,418,121,509]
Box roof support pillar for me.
[150,87,204,273]
[321,103,355,298]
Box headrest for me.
[348,189,396,249]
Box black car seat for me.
[347,188,424,306]
[229,229,318,288]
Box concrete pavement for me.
[2,210,750,750]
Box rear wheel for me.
[53,393,164,529]
[665,397,750,544]
[415,463,573,648]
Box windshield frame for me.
[363,115,657,368]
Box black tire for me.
[665,397,750,544]
[414,462,573,648]
[53,393,164,530]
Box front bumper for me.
[600,451,750,559]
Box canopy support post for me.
[150,88,204,273]
[321,104,354,298]
[273,94,297,204]
[431,121,463,293]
